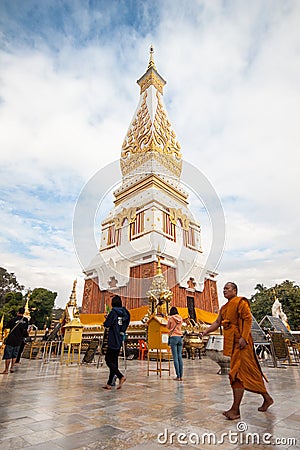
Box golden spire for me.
[62,279,79,323]
[24,292,31,320]
[120,47,182,179]
[68,279,77,306]
[156,255,163,276]
[0,314,4,338]
[147,44,156,70]
[137,46,166,95]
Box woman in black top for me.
[102,296,130,390]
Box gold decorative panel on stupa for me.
[121,91,182,177]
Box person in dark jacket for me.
[102,295,130,390]
[2,307,29,374]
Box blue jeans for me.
[170,336,183,378]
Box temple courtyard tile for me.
[0,357,299,449]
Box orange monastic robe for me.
[221,296,267,394]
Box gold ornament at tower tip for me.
[24,292,31,320]
[68,279,77,307]
[122,45,182,174]
[147,44,156,70]
[156,255,163,276]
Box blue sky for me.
[0,0,300,308]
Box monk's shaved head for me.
[227,282,238,293]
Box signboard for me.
[82,338,99,363]
[270,332,289,360]
[259,316,294,341]
[251,315,269,344]
[47,322,62,341]
[161,333,169,344]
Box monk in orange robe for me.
[201,282,273,420]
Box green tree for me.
[250,280,300,330]
[0,267,24,308]
[29,288,57,329]
[1,291,25,327]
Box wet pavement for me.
[0,354,299,449]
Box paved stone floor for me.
[0,355,299,449]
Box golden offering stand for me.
[0,317,7,356]
[182,318,205,359]
[147,315,171,377]
[60,318,83,365]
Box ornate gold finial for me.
[24,291,31,320]
[137,46,166,94]
[122,46,182,178]
[156,255,163,276]
[62,279,79,323]
[148,44,156,70]
[67,280,77,307]
[0,314,4,338]
[68,279,77,307]
[146,255,173,317]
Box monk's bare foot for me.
[223,409,240,420]
[258,395,274,412]
[1,371,9,374]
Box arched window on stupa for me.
[106,223,120,247]
[163,211,176,241]
[183,225,197,249]
[129,211,144,240]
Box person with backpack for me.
[2,307,29,374]
[102,295,130,390]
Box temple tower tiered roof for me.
[82,47,219,316]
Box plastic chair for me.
[138,339,148,360]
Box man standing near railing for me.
[1,307,29,374]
